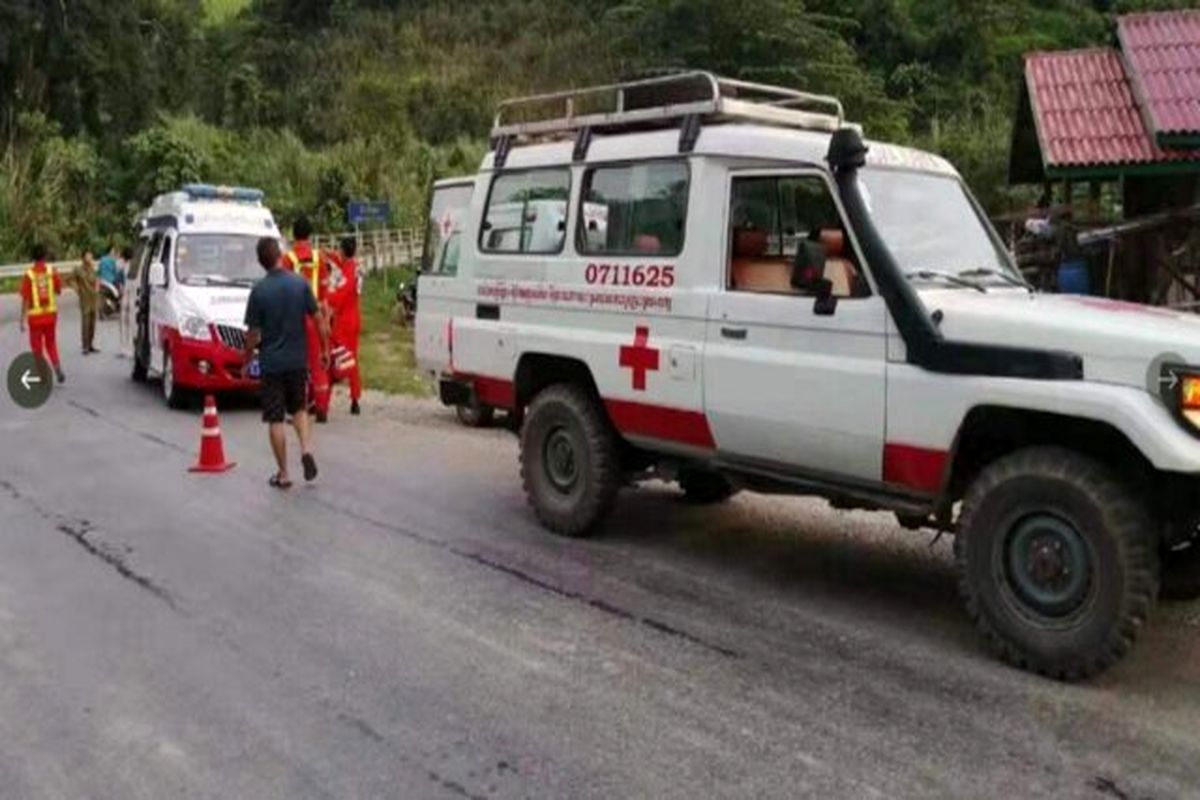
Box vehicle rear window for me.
[480,168,571,255]
[578,161,689,257]
[424,182,474,275]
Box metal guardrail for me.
[0,228,424,281]
[0,260,82,280]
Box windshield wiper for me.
[960,267,1033,293]
[905,270,988,293]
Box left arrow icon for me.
[20,369,41,391]
[6,353,53,410]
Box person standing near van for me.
[282,217,333,423]
[328,237,364,415]
[74,249,100,354]
[19,244,66,383]
[243,237,329,489]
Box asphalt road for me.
[0,294,1198,800]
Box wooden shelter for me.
[1008,11,1200,308]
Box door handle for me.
[476,304,500,321]
[721,326,748,341]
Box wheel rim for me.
[162,353,173,399]
[543,426,580,494]
[1003,513,1093,619]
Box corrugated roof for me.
[1118,10,1200,138]
[1024,49,1177,168]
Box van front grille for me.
[215,324,247,350]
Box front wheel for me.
[955,447,1159,681]
[162,350,190,410]
[520,384,620,537]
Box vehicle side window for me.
[578,161,689,257]
[424,183,474,275]
[729,174,865,299]
[480,168,571,255]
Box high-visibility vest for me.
[286,249,321,299]
[26,266,57,317]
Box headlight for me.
[1183,374,1200,429]
[180,315,212,341]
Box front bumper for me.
[170,334,260,392]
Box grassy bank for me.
[0,276,19,294]
[356,268,431,397]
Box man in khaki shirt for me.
[73,250,100,354]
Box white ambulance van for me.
[123,184,282,408]
[416,72,1200,679]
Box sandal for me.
[301,453,318,483]
[269,474,293,490]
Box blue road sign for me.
[347,201,391,226]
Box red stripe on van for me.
[883,443,949,494]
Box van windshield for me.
[176,234,264,287]
[858,169,1021,286]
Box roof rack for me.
[492,71,846,145]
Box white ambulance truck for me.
[416,72,1200,679]
[124,184,282,408]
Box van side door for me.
[148,232,174,374]
[704,169,888,483]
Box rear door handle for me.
[721,327,748,341]
[476,304,500,321]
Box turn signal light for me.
[1183,376,1200,428]
[1183,376,1200,409]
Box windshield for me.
[858,168,1018,283]
[175,234,264,287]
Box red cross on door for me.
[619,326,660,391]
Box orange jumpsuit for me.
[21,262,64,369]
[283,242,332,418]
[327,253,363,402]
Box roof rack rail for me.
[491,71,846,144]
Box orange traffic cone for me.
[190,395,236,473]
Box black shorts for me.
[261,370,307,423]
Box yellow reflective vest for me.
[285,249,322,299]
[26,266,57,317]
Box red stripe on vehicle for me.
[605,399,716,450]
[883,443,949,494]
[475,377,516,409]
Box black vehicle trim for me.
[826,129,1084,381]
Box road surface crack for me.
[308,496,741,660]
[67,400,190,453]
[0,479,177,611]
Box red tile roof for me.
[1118,10,1200,138]
[1024,49,1178,168]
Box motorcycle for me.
[395,281,416,326]
[99,280,122,320]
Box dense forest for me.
[0,0,1193,261]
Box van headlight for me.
[1164,366,1200,436]
[180,315,212,342]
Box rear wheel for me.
[955,447,1159,681]
[456,396,495,428]
[520,384,620,537]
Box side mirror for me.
[813,278,838,316]
[148,261,166,288]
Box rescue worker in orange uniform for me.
[282,217,333,422]
[327,237,364,416]
[19,244,66,383]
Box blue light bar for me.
[182,184,265,203]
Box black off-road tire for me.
[456,396,495,429]
[954,447,1159,681]
[1161,535,1200,602]
[679,470,739,505]
[520,384,620,537]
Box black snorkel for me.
[827,128,1083,381]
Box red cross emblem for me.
[619,326,660,391]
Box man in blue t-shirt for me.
[243,237,330,489]
[98,246,124,288]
